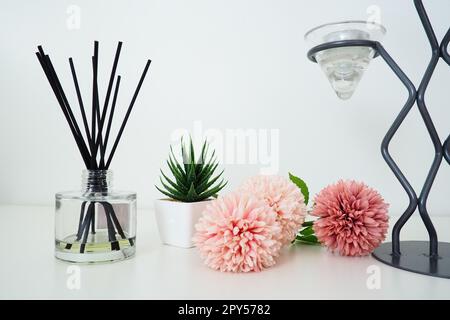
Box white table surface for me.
[1,204,449,299]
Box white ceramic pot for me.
[154,199,211,248]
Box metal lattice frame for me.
[307,0,450,278]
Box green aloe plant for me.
[156,138,227,202]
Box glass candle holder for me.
[305,20,386,100]
[55,170,136,263]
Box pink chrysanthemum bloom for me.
[193,192,282,272]
[239,175,307,245]
[312,180,389,257]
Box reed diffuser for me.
[36,41,151,263]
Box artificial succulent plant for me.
[156,138,227,202]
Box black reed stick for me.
[44,55,92,165]
[76,204,93,241]
[92,55,104,163]
[80,203,94,253]
[105,60,152,168]
[95,42,122,155]
[102,203,120,251]
[100,75,121,167]
[43,52,87,150]
[69,58,93,153]
[65,201,88,250]
[36,51,91,167]
[91,208,96,234]
[102,201,131,245]
[91,42,99,166]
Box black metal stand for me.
[307,0,450,278]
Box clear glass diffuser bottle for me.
[55,170,136,263]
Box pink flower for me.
[312,180,389,256]
[239,175,307,245]
[193,192,282,272]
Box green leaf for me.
[294,239,320,246]
[299,226,314,236]
[197,151,216,181]
[167,156,188,188]
[196,164,219,188]
[195,141,208,176]
[289,172,309,205]
[170,147,186,176]
[186,183,199,202]
[302,220,314,227]
[198,141,208,165]
[155,185,186,202]
[160,169,188,194]
[295,234,318,243]
[197,162,218,185]
[186,161,196,186]
[196,170,224,194]
[167,166,187,189]
[159,177,188,198]
[181,138,190,173]
[197,180,227,200]
[189,137,195,166]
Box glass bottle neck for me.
[82,170,113,192]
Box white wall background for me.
[0,0,449,217]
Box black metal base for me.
[372,241,450,279]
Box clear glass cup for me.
[55,170,137,263]
[305,20,386,100]
[304,20,386,47]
